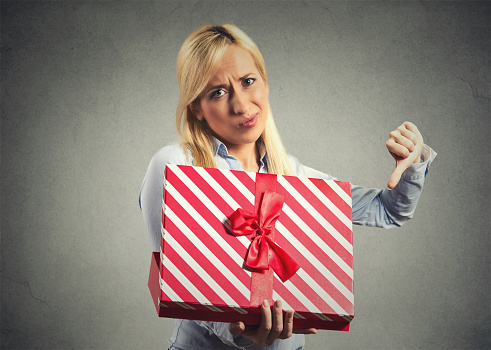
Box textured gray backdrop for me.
[1,1,489,349]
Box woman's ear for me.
[190,102,203,121]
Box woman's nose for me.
[230,90,249,115]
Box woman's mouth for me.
[238,113,258,128]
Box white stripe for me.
[162,257,211,305]
[293,312,306,319]
[297,268,349,316]
[245,170,256,182]
[169,166,237,233]
[218,168,255,204]
[314,313,332,321]
[175,302,196,310]
[194,167,242,210]
[272,291,294,311]
[278,274,323,314]
[231,307,248,315]
[330,181,352,207]
[164,227,242,308]
[165,165,353,318]
[165,205,251,301]
[269,295,306,319]
[167,169,252,255]
[277,176,353,255]
[277,219,353,305]
[280,205,353,278]
[180,184,321,315]
[298,177,352,229]
[159,276,196,310]
[177,167,347,316]
[165,182,251,274]
[205,305,224,313]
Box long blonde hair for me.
[176,24,293,175]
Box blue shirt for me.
[139,138,436,350]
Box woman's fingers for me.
[293,327,318,334]
[229,300,318,345]
[386,138,411,158]
[388,130,414,153]
[228,321,246,336]
[279,310,294,339]
[256,299,272,344]
[387,157,406,190]
[386,121,424,189]
[266,300,284,345]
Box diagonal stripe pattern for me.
[159,165,354,326]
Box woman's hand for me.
[229,300,317,346]
[386,121,424,189]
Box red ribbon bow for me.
[230,190,299,282]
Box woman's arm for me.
[298,122,436,228]
[352,122,436,227]
[139,145,188,251]
[351,145,435,228]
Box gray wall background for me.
[1,1,489,349]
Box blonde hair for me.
[176,24,293,175]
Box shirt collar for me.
[211,136,268,167]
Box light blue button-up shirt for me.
[139,138,436,350]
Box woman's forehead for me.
[208,45,259,84]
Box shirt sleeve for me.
[139,145,188,252]
[193,321,256,349]
[194,320,300,349]
[299,144,437,228]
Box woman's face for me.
[195,45,269,150]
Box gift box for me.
[148,164,354,331]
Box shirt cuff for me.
[194,321,254,349]
[400,144,437,181]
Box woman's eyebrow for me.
[239,73,254,80]
[206,83,227,92]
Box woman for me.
[140,24,436,350]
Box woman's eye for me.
[243,78,255,86]
[211,89,225,99]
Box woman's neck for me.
[227,142,260,172]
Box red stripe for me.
[274,228,354,314]
[334,179,352,197]
[230,169,257,194]
[179,165,255,221]
[282,176,352,244]
[276,201,353,276]
[283,273,339,315]
[311,178,352,223]
[275,213,354,292]
[164,188,251,289]
[162,166,354,318]
[160,257,201,305]
[203,167,255,207]
[276,180,353,266]
[164,208,251,307]
[163,229,246,308]
[273,276,311,312]
[164,168,250,263]
[296,311,353,322]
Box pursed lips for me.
[237,113,258,128]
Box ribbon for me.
[230,189,299,282]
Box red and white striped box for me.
[148,164,354,331]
